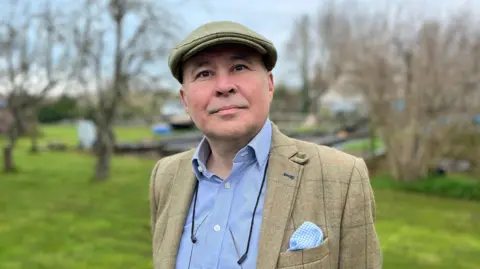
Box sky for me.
[159,0,324,89]
[1,0,478,95]
[163,0,479,89]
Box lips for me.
[217,105,239,112]
[211,105,246,114]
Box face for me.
[179,44,275,141]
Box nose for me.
[214,73,236,97]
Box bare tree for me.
[0,0,69,172]
[72,0,178,180]
[310,1,351,121]
[287,3,350,126]
[121,78,174,125]
[313,0,480,181]
[286,14,313,115]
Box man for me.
[150,21,382,269]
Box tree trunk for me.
[310,95,319,123]
[397,162,425,182]
[301,83,310,114]
[30,133,39,153]
[93,124,115,180]
[3,128,17,173]
[3,146,15,173]
[380,130,400,179]
[368,121,376,155]
[380,125,431,182]
[29,119,39,154]
[94,142,112,180]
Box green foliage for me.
[402,175,480,201]
[37,95,79,123]
[77,105,97,122]
[372,173,480,201]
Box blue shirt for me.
[176,119,272,269]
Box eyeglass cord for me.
[190,158,269,265]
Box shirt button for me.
[225,181,231,189]
[198,166,203,173]
[213,225,221,232]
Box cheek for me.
[186,90,210,113]
[245,81,271,108]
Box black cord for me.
[237,158,269,265]
[191,180,199,244]
[190,159,270,266]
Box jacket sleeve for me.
[338,157,383,269]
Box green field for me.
[1,125,479,269]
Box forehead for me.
[183,43,262,67]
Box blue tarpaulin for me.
[152,123,171,134]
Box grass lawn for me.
[340,136,384,155]
[39,124,157,146]
[0,151,156,268]
[1,127,479,268]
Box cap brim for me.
[181,36,268,63]
[169,29,277,83]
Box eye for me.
[196,70,211,79]
[233,64,247,72]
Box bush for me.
[372,174,480,201]
[403,175,480,200]
[38,95,79,123]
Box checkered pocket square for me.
[287,221,324,251]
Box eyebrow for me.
[188,60,210,77]
[188,53,254,77]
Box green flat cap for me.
[168,21,277,83]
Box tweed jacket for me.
[149,124,382,269]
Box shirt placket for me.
[204,166,241,268]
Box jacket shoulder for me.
[153,149,195,177]
[291,138,360,183]
[149,149,195,211]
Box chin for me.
[203,119,254,140]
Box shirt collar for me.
[192,118,272,178]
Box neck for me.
[206,136,250,179]
[206,123,264,179]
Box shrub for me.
[403,175,480,200]
[371,174,480,201]
[38,95,79,123]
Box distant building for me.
[317,89,367,117]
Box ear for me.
[268,71,275,99]
[179,87,189,114]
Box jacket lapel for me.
[256,124,309,269]
[160,154,196,269]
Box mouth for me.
[211,105,246,114]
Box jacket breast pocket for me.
[277,237,331,269]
